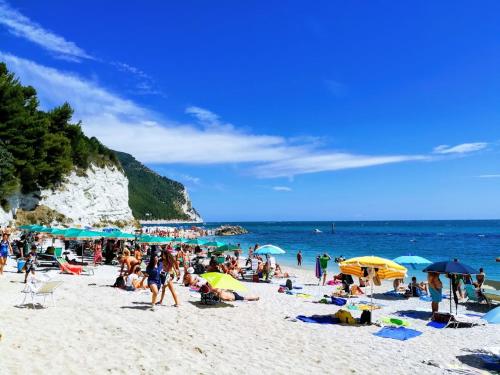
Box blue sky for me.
[1,0,499,220]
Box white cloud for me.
[433,142,487,155]
[1,52,429,178]
[0,1,92,61]
[478,174,500,178]
[254,154,426,178]
[273,186,292,192]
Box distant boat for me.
[410,238,417,242]
[314,229,322,233]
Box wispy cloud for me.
[273,186,292,192]
[433,142,487,155]
[478,174,500,178]
[0,0,93,61]
[112,61,163,96]
[0,52,438,179]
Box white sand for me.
[1,262,498,375]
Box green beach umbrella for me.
[216,244,239,252]
[204,241,226,248]
[185,238,207,245]
[104,231,135,240]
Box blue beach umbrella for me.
[393,255,432,269]
[254,244,285,255]
[482,306,500,324]
[423,261,479,275]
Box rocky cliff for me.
[0,165,134,227]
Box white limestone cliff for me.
[180,188,203,222]
[0,165,134,227]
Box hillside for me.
[0,62,119,211]
[115,151,201,222]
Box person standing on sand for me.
[319,253,331,286]
[427,272,442,316]
[159,251,180,307]
[145,253,163,310]
[0,232,12,276]
[297,250,302,266]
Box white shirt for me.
[126,273,138,287]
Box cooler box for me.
[17,259,26,273]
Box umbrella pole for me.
[449,279,452,314]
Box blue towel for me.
[426,321,447,329]
[420,294,448,302]
[296,315,340,324]
[373,327,423,341]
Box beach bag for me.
[334,309,356,325]
[331,297,347,306]
[278,286,286,293]
[113,276,125,288]
[360,310,372,325]
[201,292,220,305]
[193,263,205,275]
[285,279,293,290]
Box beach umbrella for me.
[423,260,479,314]
[315,256,323,285]
[201,272,247,292]
[254,245,286,255]
[393,255,431,269]
[422,261,479,275]
[204,241,226,248]
[185,239,207,245]
[339,256,407,280]
[104,231,135,240]
[216,244,239,252]
[340,256,408,308]
[482,306,500,324]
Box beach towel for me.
[380,317,410,327]
[384,290,405,298]
[426,321,447,329]
[373,327,422,341]
[331,296,347,306]
[348,304,382,311]
[419,294,447,302]
[296,315,340,325]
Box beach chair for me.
[21,280,63,307]
[464,284,490,306]
[242,259,260,282]
[56,257,94,275]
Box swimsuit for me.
[429,286,442,302]
[146,262,164,288]
[0,240,9,258]
[232,292,244,301]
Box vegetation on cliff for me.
[0,62,119,208]
[115,151,199,221]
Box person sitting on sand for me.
[183,268,208,288]
[120,249,140,276]
[125,266,146,291]
[274,264,290,278]
[206,257,220,273]
[350,284,364,296]
[474,268,485,288]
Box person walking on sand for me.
[427,272,443,316]
[0,232,13,276]
[319,253,331,286]
[159,251,180,307]
[145,253,163,310]
[297,250,302,266]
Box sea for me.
[197,220,500,281]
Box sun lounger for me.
[21,280,63,307]
[56,257,94,275]
[464,284,490,306]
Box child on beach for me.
[0,232,12,276]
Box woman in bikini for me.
[158,251,180,307]
[0,232,13,276]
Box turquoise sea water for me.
[200,221,500,280]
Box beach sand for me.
[0,261,498,375]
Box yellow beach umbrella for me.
[339,256,407,280]
[201,272,248,292]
